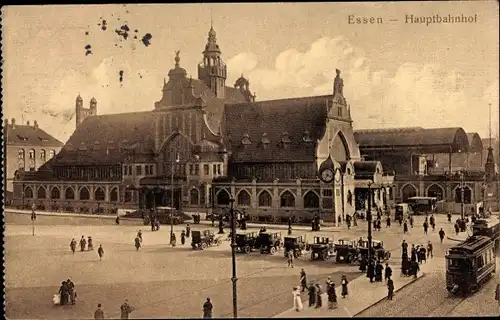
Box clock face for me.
[321,169,334,182]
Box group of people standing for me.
[70,235,104,260]
[400,240,421,278]
[134,224,193,251]
[55,279,76,306]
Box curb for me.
[352,272,427,317]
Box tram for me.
[445,235,496,295]
[472,218,500,251]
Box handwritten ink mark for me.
[142,33,152,47]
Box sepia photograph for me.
[2,1,499,319]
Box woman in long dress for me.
[292,287,303,312]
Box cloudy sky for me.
[2,2,498,143]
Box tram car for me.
[445,235,496,296]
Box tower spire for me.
[489,103,492,148]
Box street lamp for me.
[229,194,238,318]
[459,170,466,220]
[333,167,344,224]
[481,181,488,217]
[367,180,373,266]
[170,154,180,245]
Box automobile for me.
[235,231,259,253]
[125,207,188,225]
[357,239,391,261]
[191,230,222,250]
[283,235,307,258]
[256,232,282,254]
[333,238,358,263]
[307,236,335,261]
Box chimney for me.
[34,120,39,129]
[11,118,16,129]
[27,120,30,126]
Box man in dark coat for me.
[375,261,384,282]
[386,216,391,228]
[454,223,460,235]
[427,241,433,258]
[120,299,134,319]
[411,260,420,278]
[447,212,452,222]
[387,277,395,300]
[409,215,414,228]
[181,230,186,245]
[98,244,104,261]
[300,269,307,292]
[401,257,409,276]
[315,284,323,308]
[411,245,417,262]
[430,215,436,231]
[67,279,76,304]
[80,235,87,252]
[401,240,408,257]
[186,224,191,238]
[384,263,392,281]
[308,283,317,307]
[59,281,69,305]
[203,298,213,318]
[439,228,446,243]
[423,221,429,234]
[94,303,105,319]
[403,221,408,233]
[341,275,349,298]
[367,261,375,282]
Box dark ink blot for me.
[134,35,138,40]
[86,50,93,56]
[119,70,124,83]
[120,25,130,32]
[85,44,91,50]
[141,33,152,47]
[126,10,129,13]
[118,17,120,21]
[115,28,129,40]
[134,29,138,33]
[85,31,89,35]
[102,26,107,31]
[114,44,118,47]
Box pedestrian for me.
[327,282,338,309]
[67,279,76,305]
[300,269,307,292]
[439,228,445,243]
[386,216,391,228]
[398,216,402,226]
[401,257,408,276]
[137,230,142,243]
[411,260,420,279]
[447,212,452,222]
[384,263,392,281]
[411,245,417,262]
[97,244,104,261]
[308,283,317,307]
[186,223,191,238]
[403,221,408,233]
[120,299,134,319]
[134,236,141,251]
[94,303,105,320]
[409,215,414,228]
[311,219,316,232]
[59,281,69,305]
[115,214,120,225]
[88,236,94,250]
[419,246,427,264]
[375,261,384,282]
[287,249,294,268]
[293,286,303,312]
[80,235,87,252]
[341,275,349,298]
[401,240,408,256]
[181,230,186,245]
[325,276,333,290]
[203,297,213,318]
[423,221,428,234]
[70,238,77,254]
[373,219,377,231]
[387,276,394,300]
[288,226,292,235]
[315,284,323,308]
[353,214,358,227]
[427,241,433,258]
[430,215,435,231]
[454,223,460,235]
[171,233,177,247]
[367,261,375,283]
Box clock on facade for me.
[321,168,334,183]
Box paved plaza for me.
[5,211,495,319]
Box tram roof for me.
[447,235,492,256]
[473,218,500,227]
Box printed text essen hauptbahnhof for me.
[405,14,477,26]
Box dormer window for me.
[78,142,88,151]
[241,133,252,146]
[38,136,49,142]
[93,140,101,150]
[281,132,291,148]
[261,132,270,148]
[17,135,28,141]
[302,130,313,142]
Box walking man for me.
[97,244,104,261]
[439,228,445,243]
[427,241,433,258]
[94,303,105,319]
[300,269,307,292]
[134,236,141,251]
[287,250,294,268]
[203,297,213,318]
[387,276,394,300]
[120,299,134,319]
[423,221,429,235]
[384,263,392,281]
[403,221,408,233]
[308,283,317,307]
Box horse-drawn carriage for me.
[191,230,223,250]
[307,236,335,261]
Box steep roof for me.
[354,127,469,153]
[353,161,380,179]
[52,111,157,165]
[5,123,63,147]
[223,95,330,163]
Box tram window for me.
[477,255,485,269]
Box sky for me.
[2,2,499,144]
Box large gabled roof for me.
[354,127,469,153]
[51,111,157,166]
[223,95,330,163]
[5,123,63,147]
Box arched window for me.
[28,149,36,170]
[40,149,46,162]
[49,150,56,159]
[95,187,105,201]
[37,186,47,199]
[258,190,272,207]
[190,188,200,205]
[427,184,444,201]
[401,184,417,202]
[65,187,75,200]
[24,186,34,198]
[303,191,319,208]
[124,191,132,203]
[237,190,251,206]
[331,133,349,162]
[18,149,25,170]
[79,187,90,200]
[216,189,230,206]
[110,188,118,202]
[51,187,61,199]
[280,190,296,208]
[455,186,472,204]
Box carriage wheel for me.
[244,245,251,254]
[270,246,276,254]
[322,251,328,261]
[201,242,208,250]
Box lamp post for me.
[170,154,180,245]
[333,167,344,224]
[459,170,465,221]
[481,181,487,216]
[31,201,36,236]
[367,180,373,266]
[229,194,238,318]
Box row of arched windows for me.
[23,186,119,202]
[401,183,472,204]
[214,189,321,208]
[18,149,56,170]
